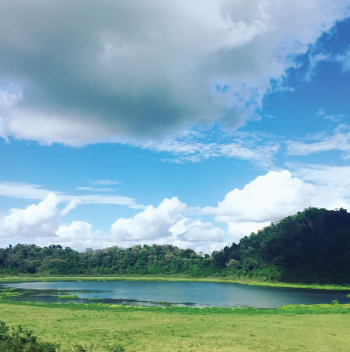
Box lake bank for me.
[0,274,349,291]
[1,300,350,351]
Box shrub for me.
[0,321,58,352]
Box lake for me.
[1,280,349,308]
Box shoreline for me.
[0,275,349,291]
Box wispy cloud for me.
[315,108,343,122]
[94,180,120,186]
[287,125,350,158]
[0,181,140,208]
[131,130,280,168]
[287,162,350,187]
[336,48,350,72]
[60,199,81,217]
[76,187,114,192]
[287,162,350,210]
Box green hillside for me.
[219,207,350,283]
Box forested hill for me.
[1,207,350,284]
[222,207,350,283]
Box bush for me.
[0,321,58,352]
[331,299,339,305]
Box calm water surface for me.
[1,280,349,308]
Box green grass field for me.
[1,301,350,351]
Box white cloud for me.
[0,192,226,252]
[0,180,139,207]
[202,170,350,242]
[109,197,226,253]
[76,187,113,192]
[2,167,350,252]
[0,192,225,252]
[287,163,350,210]
[227,221,270,243]
[0,1,348,145]
[170,218,225,242]
[315,108,343,122]
[94,180,120,186]
[135,129,280,167]
[287,125,350,158]
[0,193,60,238]
[0,193,103,250]
[0,193,105,251]
[202,171,319,222]
[0,181,53,200]
[289,163,350,188]
[60,199,81,217]
[111,197,187,241]
[65,194,137,206]
[53,221,102,251]
[303,52,332,82]
[336,48,350,72]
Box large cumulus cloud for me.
[110,197,186,241]
[110,197,226,251]
[0,0,349,145]
[0,193,60,238]
[0,194,227,252]
[202,170,350,242]
[0,193,102,251]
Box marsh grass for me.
[58,295,78,299]
[0,287,20,299]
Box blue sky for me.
[0,1,350,252]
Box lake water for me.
[1,280,349,308]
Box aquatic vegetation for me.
[58,295,78,299]
[0,287,20,299]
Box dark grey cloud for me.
[0,0,348,145]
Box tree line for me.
[1,207,350,284]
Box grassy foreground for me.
[1,301,350,351]
[0,275,349,291]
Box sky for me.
[0,0,350,253]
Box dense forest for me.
[1,207,350,284]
